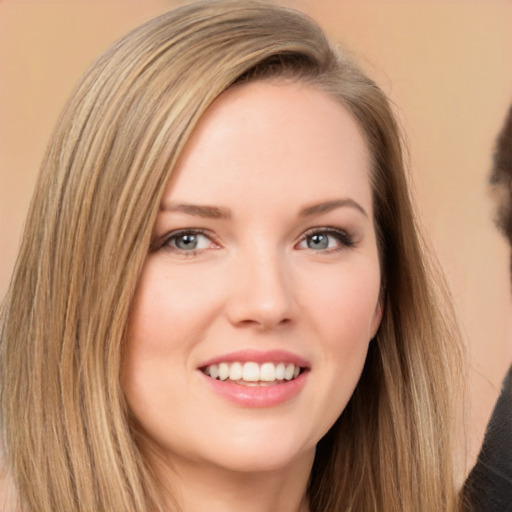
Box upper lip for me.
[198,349,310,369]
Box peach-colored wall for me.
[1,0,511,474]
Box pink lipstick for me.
[197,350,309,407]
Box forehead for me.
[164,80,372,214]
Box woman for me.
[0,1,463,511]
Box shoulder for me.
[462,365,512,511]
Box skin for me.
[123,80,382,512]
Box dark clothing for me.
[463,365,512,511]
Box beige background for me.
[1,0,511,473]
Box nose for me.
[225,249,296,330]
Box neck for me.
[147,448,314,512]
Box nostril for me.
[235,316,292,330]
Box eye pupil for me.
[176,234,197,250]
[308,233,329,250]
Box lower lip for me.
[199,371,308,408]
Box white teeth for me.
[209,364,219,379]
[259,362,275,382]
[218,363,229,381]
[203,361,303,383]
[242,362,260,382]
[229,362,243,380]
[284,363,295,380]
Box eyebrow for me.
[299,198,368,218]
[160,202,232,219]
[160,198,367,220]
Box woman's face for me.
[123,81,382,477]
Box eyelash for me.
[156,228,217,256]
[155,226,355,255]
[297,227,355,253]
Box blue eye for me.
[173,233,199,250]
[298,228,354,252]
[306,233,330,250]
[163,230,215,253]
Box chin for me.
[195,431,317,475]
[207,449,314,476]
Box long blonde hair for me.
[0,1,463,510]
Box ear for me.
[370,294,384,339]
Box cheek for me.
[121,262,219,446]
[121,260,217,405]
[303,261,381,348]
[289,265,381,446]
[125,259,221,355]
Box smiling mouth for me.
[200,361,305,386]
